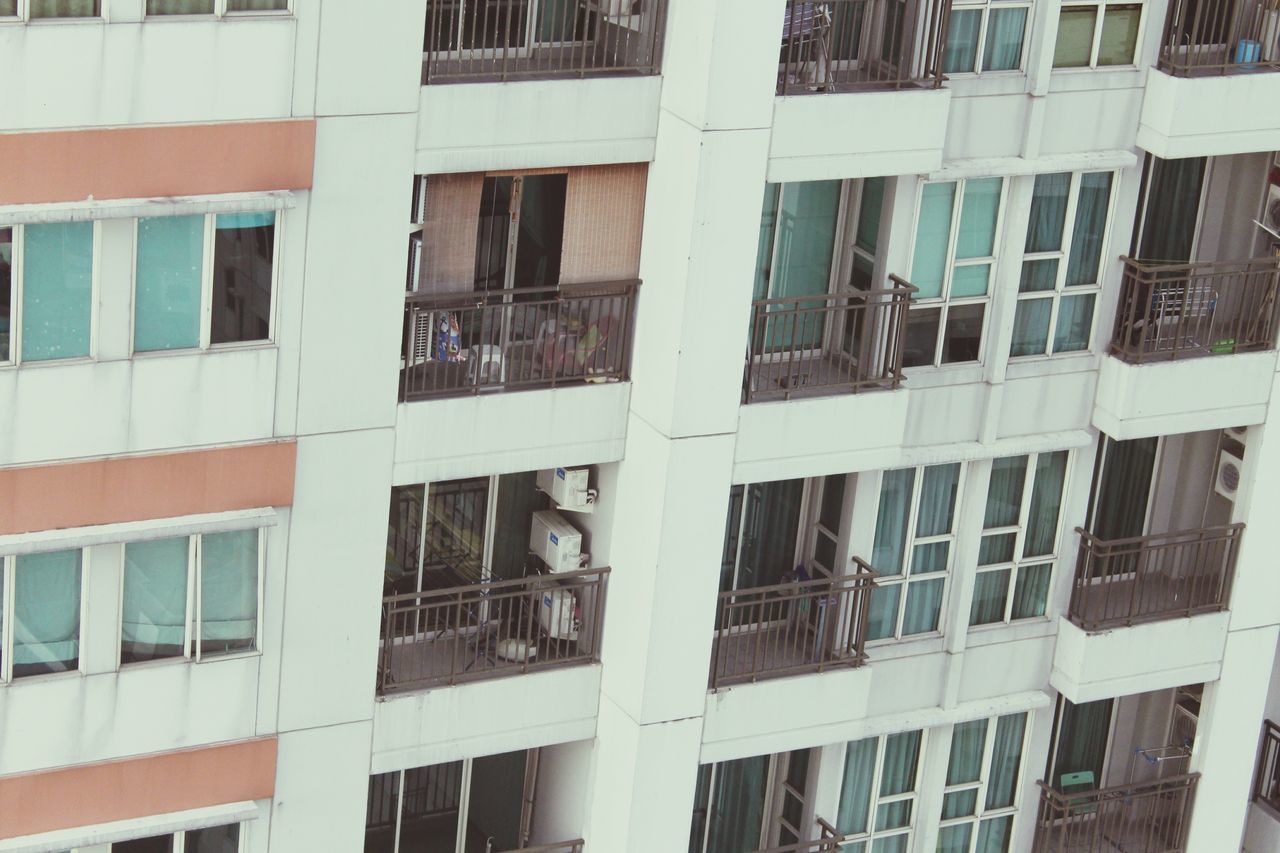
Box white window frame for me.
[944,0,1033,75]
[870,463,966,643]
[0,222,101,367]
[130,212,282,355]
[835,731,926,852]
[143,0,290,16]
[0,549,88,684]
[1053,0,1147,69]
[116,528,266,669]
[906,178,1006,368]
[1,0,104,20]
[64,823,247,852]
[938,714,1031,852]
[970,451,1071,628]
[1011,171,1118,359]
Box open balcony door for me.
[1086,435,1159,571]
[1047,696,1117,793]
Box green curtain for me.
[942,9,981,73]
[1139,156,1206,263]
[200,530,258,654]
[1065,172,1113,287]
[1013,173,1066,357]
[983,7,1027,70]
[1010,299,1052,358]
[902,578,944,635]
[491,471,542,581]
[147,0,214,12]
[911,183,957,299]
[1051,698,1113,789]
[1053,293,1095,353]
[876,731,922,832]
[135,215,203,352]
[837,738,879,836]
[225,0,287,9]
[916,464,960,537]
[1024,451,1067,557]
[122,537,190,662]
[1024,173,1070,255]
[956,179,1001,261]
[984,456,1027,529]
[1093,437,1157,541]
[869,469,914,640]
[1097,4,1141,64]
[705,756,769,853]
[986,713,1027,809]
[1011,563,1052,619]
[22,222,93,362]
[974,816,1013,853]
[970,570,1010,624]
[13,550,81,674]
[1053,7,1097,67]
[937,824,973,853]
[944,720,987,816]
[29,0,98,16]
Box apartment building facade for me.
[2,0,1280,852]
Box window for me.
[145,0,288,16]
[2,0,101,17]
[905,178,1004,367]
[689,751,811,852]
[110,824,242,852]
[835,730,925,852]
[970,452,1068,626]
[134,212,277,352]
[0,222,96,365]
[1053,1,1143,67]
[0,549,83,681]
[121,530,262,665]
[1010,172,1115,357]
[367,751,540,853]
[943,0,1031,73]
[937,714,1029,853]
[868,464,964,641]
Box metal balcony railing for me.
[1033,774,1199,853]
[423,0,668,83]
[778,0,950,94]
[1256,720,1280,811]
[1111,256,1280,362]
[377,567,608,693]
[709,560,876,690]
[400,280,639,401]
[751,818,842,853]
[744,277,916,403]
[1158,0,1280,76]
[1067,525,1243,631]
[498,841,585,853]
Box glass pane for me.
[0,227,11,362]
[947,720,988,786]
[1065,172,1113,287]
[983,7,1028,70]
[1018,258,1059,293]
[870,835,908,853]
[0,1,15,14]
[902,578,945,634]
[30,0,99,16]
[956,178,1002,259]
[185,824,239,853]
[1025,451,1068,556]
[872,469,915,575]
[200,530,258,656]
[903,307,941,367]
[986,713,1028,809]
[1053,292,1095,352]
[942,302,985,363]
[226,0,289,9]
[916,463,960,536]
[943,9,981,73]
[951,264,991,298]
[122,537,189,664]
[970,569,1010,625]
[942,788,980,818]
[910,541,949,575]
[875,800,912,831]
[753,185,780,302]
[1053,6,1098,67]
[400,762,463,851]
[821,474,846,532]
[815,531,838,572]
[937,824,974,853]
[1051,698,1114,789]
[984,456,1027,529]
[1010,298,1051,357]
[867,583,902,641]
[13,550,81,678]
[1098,4,1141,65]
[978,533,1016,566]
[1025,173,1070,253]
[773,181,841,299]
[1011,563,1053,619]
[881,731,922,795]
[365,772,400,851]
[22,222,94,362]
[468,751,528,851]
[706,756,770,853]
[911,183,957,299]
[856,177,886,254]
[976,815,1014,853]
[211,212,275,344]
[147,0,214,12]
[135,215,203,352]
[837,738,879,835]
[112,836,173,853]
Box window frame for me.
[0,549,88,683]
[970,451,1071,628]
[0,221,101,367]
[938,713,1031,852]
[106,822,246,853]
[834,730,927,852]
[116,528,266,669]
[2,0,104,20]
[143,0,291,18]
[1052,0,1147,69]
[869,463,966,643]
[130,212,282,355]
[1010,171,1118,359]
[943,0,1033,75]
[905,178,1007,368]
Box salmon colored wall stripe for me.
[0,738,277,840]
[0,120,315,205]
[0,441,296,535]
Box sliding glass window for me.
[1011,172,1115,358]
[971,451,1069,626]
[29,0,100,16]
[0,550,83,681]
[836,730,925,851]
[938,714,1029,852]
[943,0,1030,73]
[20,222,94,362]
[0,227,11,363]
[110,824,240,852]
[905,179,1004,367]
[1053,1,1143,67]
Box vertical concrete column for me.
[584,1,787,849]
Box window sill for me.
[1004,350,1101,379]
[0,354,96,370]
[129,341,276,359]
[866,632,946,661]
[1047,65,1146,92]
[902,362,985,389]
[118,648,262,673]
[0,668,83,687]
[964,616,1057,647]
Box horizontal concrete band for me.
[0,119,316,205]
[0,738,277,841]
[0,441,297,535]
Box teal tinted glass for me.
[22,222,93,362]
[911,183,956,299]
[135,215,203,352]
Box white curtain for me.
[200,530,259,653]
[13,550,81,674]
[122,537,190,660]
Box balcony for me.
[422,0,668,84]
[708,560,876,689]
[400,280,639,401]
[503,843,584,853]
[751,819,840,852]
[1032,773,1200,853]
[377,567,609,694]
[743,277,915,404]
[1158,0,1280,77]
[1067,525,1243,631]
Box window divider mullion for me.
[192,535,201,662]
[2,556,12,681]
[11,223,23,366]
[200,214,215,350]
[1090,1,1107,67]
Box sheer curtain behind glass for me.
[135,215,203,351]
[122,537,189,663]
[200,530,258,655]
[29,0,99,15]
[901,464,959,635]
[226,0,288,9]
[146,0,214,12]
[13,550,81,677]
[868,468,915,640]
[983,7,1027,70]
[705,756,769,853]
[21,222,93,362]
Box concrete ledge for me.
[1137,70,1280,159]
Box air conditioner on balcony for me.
[1224,425,1248,443]
[467,345,505,385]
[539,586,580,641]
[1264,182,1280,236]
[530,510,585,573]
[537,467,597,513]
[1214,448,1245,502]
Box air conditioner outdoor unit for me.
[530,510,584,573]
[1214,448,1244,501]
[1264,182,1280,235]
[537,467,597,513]
[1224,426,1248,443]
[538,586,580,641]
[467,345,505,385]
